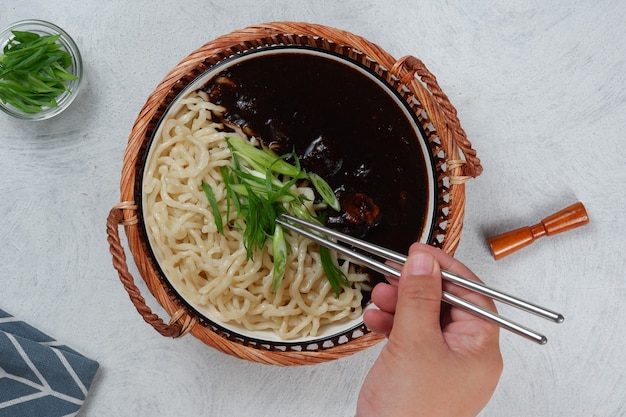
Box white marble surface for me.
[2,1,625,416]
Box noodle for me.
[143,90,368,340]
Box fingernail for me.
[407,252,434,276]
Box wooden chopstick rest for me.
[487,202,589,260]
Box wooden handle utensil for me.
[487,202,589,260]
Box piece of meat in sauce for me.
[327,190,381,238]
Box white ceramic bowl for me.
[138,46,438,351]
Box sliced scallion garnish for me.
[319,245,351,296]
[0,30,78,113]
[271,223,288,292]
[201,182,224,234]
[205,136,349,295]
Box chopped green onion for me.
[319,245,351,297]
[201,182,224,234]
[288,202,317,224]
[205,135,350,294]
[0,30,77,113]
[271,224,288,292]
[227,136,307,179]
[309,172,341,211]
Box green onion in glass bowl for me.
[0,20,82,121]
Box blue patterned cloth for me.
[0,308,99,417]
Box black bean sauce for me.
[202,52,431,255]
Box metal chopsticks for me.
[276,214,564,345]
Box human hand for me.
[356,243,503,417]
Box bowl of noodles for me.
[107,22,482,365]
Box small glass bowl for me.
[0,20,83,121]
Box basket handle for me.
[106,203,191,338]
[393,55,483,178]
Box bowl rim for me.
[134,44,443,350]
[0,19,83,120]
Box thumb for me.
[389,251,445,346]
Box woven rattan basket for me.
[106,22,482,365]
